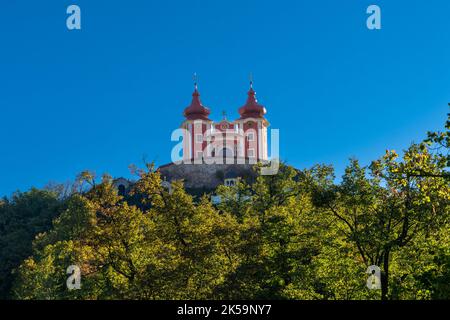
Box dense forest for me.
[0,112,449,300]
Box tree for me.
[0,189,63,299]
[311,145,450,300]
[13,166,241,299]
[215,164,323,299]
[425,109,450,174]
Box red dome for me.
[238,87,266,119]
[183,88,211,121]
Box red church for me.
[115,80,272,194]
[181,81,269,164]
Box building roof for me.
[183,87,211,121]
[238,84,267,119]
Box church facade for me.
[114,81,272,195]
[181,81,269,164]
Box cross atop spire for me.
[184,74,211,121]
[193,72,198,91]
[238,74,267,119]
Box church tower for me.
[236,81,269,161]
[182,82,212,162]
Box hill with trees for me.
[1,112,449,300]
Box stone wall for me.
[158,162,258,191]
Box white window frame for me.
[248,148,255,158]
[247,132,255,142]
[195,134,203,143]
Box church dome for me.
[238,85,267,119]
[183,87,211,121]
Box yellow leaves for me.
[22,257,37,270]
[385,149,398,160]
[8,150,450,300]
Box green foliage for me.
[3,113,450,300]
[0,189,64,299]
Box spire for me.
[183,74,211,121]
[193,72,198,92]
[238,77,267,119]
[222,110,227,120]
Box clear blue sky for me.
[1,0,449,197]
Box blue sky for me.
[1,0,449,197]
